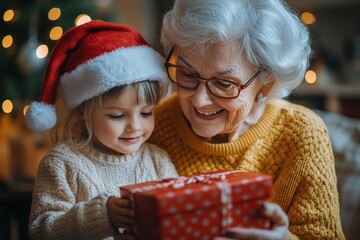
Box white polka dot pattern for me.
[120,170,273,240]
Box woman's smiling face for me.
[175,41,262,139]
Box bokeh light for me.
[23,104,30,116]
[2,100,13,114]
[301,12,316,25]
[3,9,15,22]
[75,14,91,26]
[49,26,63,40]
[305,70,317,84]
[48,7,61,21]
[36,44,49,59]
[2,35,13,48]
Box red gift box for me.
[120,170,273,240]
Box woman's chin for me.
[191,124,221,139]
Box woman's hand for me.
[214,202,289,240]
[107,197,135,234]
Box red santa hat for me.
[25,20,166,132]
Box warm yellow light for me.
[36,44,49,59]
[49,26,63,40]
[2,100,13,114]
[75,14,91,26]
[2,35,13,48]
[48,7,61,21]
[301,12,316,25]
[305,70,317,84]
[3,9,15,22]
[23,104,30,116]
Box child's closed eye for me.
[141,111,153,117]
[107,114,124,119]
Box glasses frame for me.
[164,46,264,99]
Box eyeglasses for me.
[164,46,264,99]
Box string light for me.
[75,14,91,26]
[48,7,61,21]
[36,44,48,59]
[301,12,316,25]
[2,100,13,114]
[305,70,317,84]
[2,35,13,48]
[49,26,63,40]
[3,9,15,22]
[23,104,30,116]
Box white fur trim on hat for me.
[59,45,166,110]
[25,102,57,132]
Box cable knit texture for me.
[149,93,345,240]
[29,143,178,240]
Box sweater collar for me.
[79,143,139,165]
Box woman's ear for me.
[256,80,274,104]
[260,80,274,97]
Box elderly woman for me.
[149,0,344,239]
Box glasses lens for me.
[208,80,239,98]
[168,66,199,89]
[167,65,177,82]
[166,64,244,98]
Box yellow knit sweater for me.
[149,94,345,240]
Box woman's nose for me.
[192,83,213,106]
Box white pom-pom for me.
[25,102,57,132]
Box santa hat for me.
[25,20,166,132]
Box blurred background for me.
[0,0,359,239]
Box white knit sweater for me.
[29,143,178,240]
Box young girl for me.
[25,20,178,240]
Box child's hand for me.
[107,196,135,233]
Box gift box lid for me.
[120,170,272,215]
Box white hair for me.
[161,0,312,98]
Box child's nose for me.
[126,116,141,132]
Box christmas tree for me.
[0,0,117,115]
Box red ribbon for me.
[162,170,238,189]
